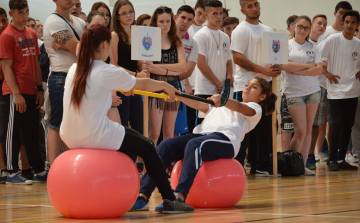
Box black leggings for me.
[119,127,175,201]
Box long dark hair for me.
[111,0,135,45]
[91,2,112,29]
[87,11,105,24]
[294,15,311,42]
[149,6,183,48]
[254,77,277,116]
[71,24,111,110]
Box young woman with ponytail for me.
[281,15,323,176]
[131,77,276,211]
[59,24,194,213]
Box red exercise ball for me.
[47,149,139,219]
[171,159,246,208]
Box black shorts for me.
[280,94,294,133]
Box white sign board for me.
[131,25,161,61]
[262,32,288,64]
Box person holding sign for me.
[193,0,233,125]
[281,16,323,176]
[60,24,194,214]
[231,0,281,175]
[144,6,187,146]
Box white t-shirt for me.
[317,33,360,99]
[283,39,322,98]
[193,27,232,95]
[193,102,262,157]
[181,33,199,90]
[43,14,85,73]
[318,26,342,89]
[38,39,43,48]
[60,61,136,150]
[188,24,203,90]
[231,21,274,92]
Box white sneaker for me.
[303,168,315,176]
[315,152,329,162]
[345,153,359,163]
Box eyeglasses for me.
[117,10,135,17]
[155,7,172,15]
[296,24,311,31]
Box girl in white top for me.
[282,16,323,176]
[60,24,194,213]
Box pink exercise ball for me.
[171,159,246,208]
[47,149,139,219]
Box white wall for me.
[0,0,359,32]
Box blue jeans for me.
[48,75,66,131]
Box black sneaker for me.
[162,198,194,214]
[21,168,34,180]
[327,161,339,171]
[0,170,8,184]
[338,161,358,170]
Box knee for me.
[162,129,174,139]
[295,128,306,139]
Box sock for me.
[9,173,17,177]
[36,171,46,176]
[337,160,344,164]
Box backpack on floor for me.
[272,150,305,176]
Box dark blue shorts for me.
[48,75,66,131]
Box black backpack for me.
[271,150,305,176]
[38,44,50,83]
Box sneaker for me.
[129,196,149,212]
[0,170,8,184]
[338,160,358,170]
[327,161,339,171]
[33,171,48,182]
[245,161,251,170]
[255,168,281,177]
[155,203,163,213]
[303,168,315,176]
[306,157,317,170]
[315,152,329,162]
[162,198,194,214]
[21,168,34,180]
[139,172,144,179]
[6,173,33,185]
[345,154,359,163]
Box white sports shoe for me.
[315,152,329,162]
[345,153,359,163]
[303,168,315,176]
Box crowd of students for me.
[0,0,359,213]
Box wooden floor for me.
[1,161,360,223]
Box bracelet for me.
[166,69,168,76]
[135,71,138,77]
[37,85,44,92]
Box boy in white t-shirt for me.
[318,10,360,171]
[193,0,232,126]
[230,0,281,176]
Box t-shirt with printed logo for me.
[0,24,40,95]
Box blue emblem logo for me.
[272,40,280,53]
[142,32,152,51]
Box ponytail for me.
[71,24,111,110]
[254,77,277,116]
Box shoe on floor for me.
[303,168,315,176]
[338,160,358,170]
[255,168,281,177]
[315,152,329,162]
[306,156,317,170]
[245,162,251,170]
[155,203,163,213]
[327,161,339,171]
[0,170,8,184]
[33,171,48,182]
[345,154,359,163]
[162,198,194,214]
[6,173,33,185]
[129,196,149,212]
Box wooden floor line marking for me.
[12,218,63,223]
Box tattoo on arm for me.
[53,30,74,45]
[239,59,255,72]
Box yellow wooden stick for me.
[117,90,179,101]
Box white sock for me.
[36,171,46,176]
[337,160,344,164]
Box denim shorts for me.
[286,90,321,109]
[48,75,66,131]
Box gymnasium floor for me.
[1,161,360,223]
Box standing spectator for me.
[193,0,232,126]
[315,1,352,162]
[78,12,87,22]
[136,14,151,26]
[318,10,360,171]
[0,7,9,183]
[91,2,111,30]
[222,17,239,39]
[174,5,199,135]
[306,14,327,170]
[280,15,298,153]
[27,17,43,48]
[70,0,82,17]
[0,0,46,184]
[231,0,281,174]
[43,0,85,165]
[35,20,43,41]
